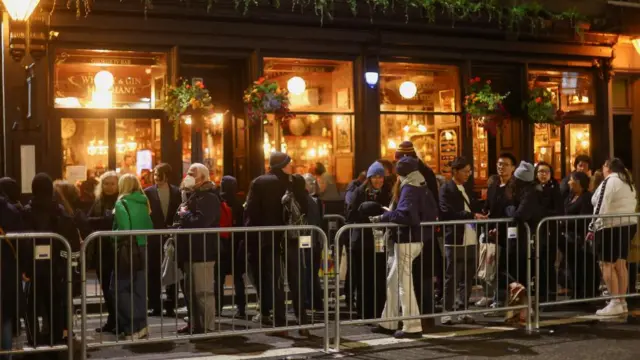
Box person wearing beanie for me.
[0,177,21,207]
[245,152,309,335]
[369,156,438,338]
[345,161,392,320]
[22,173,81,347]
[394,141,440,208]
[513,161,535,182]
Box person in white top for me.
[439,157,487,324]
[589,158,638,316]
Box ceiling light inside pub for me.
[2,0,40,21]
[399,81,417,99]
[287,76,306,95]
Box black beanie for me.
[32,173,54,199]
[269,151,291,170]
[0,177,20,203]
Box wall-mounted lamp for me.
[3,0,40,21]
[365,72,379,88]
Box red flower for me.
[486,80,492,85]
[196,81,205,89]
[535,97,542,104]
[474,76,481,82]
[470,79,476,84]
[186,85,191,89]
[255,77,266,85]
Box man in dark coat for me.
[244,151,309,334]
[145,163,181,316]
[395,141,440,208]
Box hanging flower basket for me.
[464,77,510,135]
[243,77,294,128]
[164,79,214,140]
[525,87,566,125]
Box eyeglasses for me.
[537,169,550,174]
[497,161,513,167]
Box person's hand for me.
[474,213,488,220]
[22,273,30,282]
[585,232,595,242]
[179,206,189,216]
[369,216,382,224]
[488,229,498,238]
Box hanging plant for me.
[464,76,509,134]
[525,87,565,125]
[243,77,294,127]
[164,79,214,140]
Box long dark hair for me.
[534,161,554,184]
[605,157,634,192]
[392,177,402,204]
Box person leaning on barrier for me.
[244,151,309,336]
[345,161,392,320]
[145,163,181,318]
[562,171,600,300]
[111,174,153,340]
[370,156,436,339]
[439,156,486,325]
[0,192,25,359]
[173,163,220,335]
[84,171,119,334]
[22,173,80,347]
[534,162,563,302]
[588,158,637,317]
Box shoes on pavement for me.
[475,297,492,307]
[393,330,422,339]
[124,327,149,341]
[596,301,624,316]
[95,324,115,334]
[298,329,310,337]
[371,326,396,335]
[459,315,475,324]
[441,315,453,325]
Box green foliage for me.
[164,79,214,140]
[464,76,510,118]
[525,87,559,125]
[64,0,591,36]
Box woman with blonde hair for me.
[111,173,153,340]
[85,171,119,334]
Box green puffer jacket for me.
[113,191,154,246]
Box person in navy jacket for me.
[370,156,436,338]
[145,163,181,316]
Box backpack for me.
[282,188,308,240]
[219,200,233,239]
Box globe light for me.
[2,0,40,21]
[287,76,306,95]
[365,72,379,88]
[399,81,417,99]
[94,70,114,90]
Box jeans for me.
[1,318,11,360]
[110,269,148,335]
[443,245,477,311]
[380,242,423,333]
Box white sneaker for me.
[441,315,453,325]
[124,327,148,340]
[458,315,475,324]
[475,297,491,307]
[596,301,624,316]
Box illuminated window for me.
[533,124,562,180]
[181,113,225,183]
[565,124,591,175]
[379,62,460,179]
[263,58,354,187]
[54,49,167,109]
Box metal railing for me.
[534,213,640,329]
[79,225,330,358]
[0,233,74,359]
[332,218,532,351]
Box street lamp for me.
[2,0,40,21]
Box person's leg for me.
[443,247,456,312]
[615,260,628,299]
[269,245,287,327]
[99,242,116,328]
[379,244,399,331]
[132,269,148,334]
[284,244,307,325]
[398,242,423,334]
[233,245,247,316]
[110,271,133,335]
[600,262,618,297]
[146,237,163,314]
[459,246,477,309]
[350,244,364,319]
[0,317,12,360]
[195,261,216,332]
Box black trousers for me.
[218,239,247,315]
[250,240,308,326]
[350,245,387,319]
[495,242,528,305]
[443,245,477,311]
[559,237,601,299]
[97,242,116,326]
[24,271,67,348]
[146,236,164,312]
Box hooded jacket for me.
[381,171,437,243]
[113,191,154,246]
[346,182,392,248]
[175,181,221,263]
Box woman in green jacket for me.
[112,173,154,340]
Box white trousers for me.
[379,242,423,333]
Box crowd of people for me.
[0,141,638,356]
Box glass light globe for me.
[94,70,114,91]
[399,81,417,99]
[287,76,306,95]
[365,72,379,87]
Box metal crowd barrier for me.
[79,225,330,358]
[534,213,640,329]
[332,218,532,351]
[0,233,74,359]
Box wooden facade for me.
[1,0,634,194]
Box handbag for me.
[476,233,498,283]
[162,236,184,286]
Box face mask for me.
[182,175,196,189]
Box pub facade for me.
[1,0,635,197]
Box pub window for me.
[262,58,354,188]
[379,62,461,180]
[54,49,167,109]
[529,69,595,177]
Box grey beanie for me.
[514,161,535,182]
